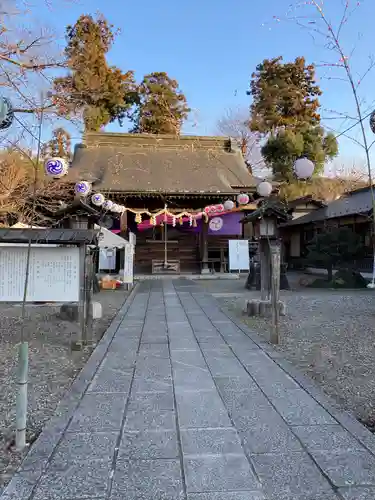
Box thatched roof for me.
[66,132,258,195]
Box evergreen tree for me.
[306,227,363,281]
[248,56,338,179]
[53,14,136,131]
[42,128,72,159]
[130,72,190,134]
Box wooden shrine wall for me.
[134,229,200,274]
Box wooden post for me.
[84,250,94,346]
[269,240,281,344]
[15,342,28,450]
[120,209,128,232]
[201,218,210,274]
[73,244,86,351]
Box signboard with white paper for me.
[0,246,80,302]
[228,239,250,271]
[129,232,136,246]
[123,243,134,284]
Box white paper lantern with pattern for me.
[91,193,105,206]
[237,193,250,205]
[0,97,14,130]
[293,158,314,179]
[74,181,91,197]
[44,157,69,178]
[103,200,113,210]
[111,204,122,213]
[223,199,235,211]
[370,111,375,134]
[256,181,273,198]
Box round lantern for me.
[91,193,105,206]
[370,111,375,134]
[0,97,14,130]
[224,199,235,211]
[237,193,250,205]
[256,181,273,198]
[44,157,69,178]
[293,157,315,179]
[74,181,91,197]
[205,204,225,215]
[103,200,113,210]
[111,204,122,213]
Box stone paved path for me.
[3,279,375,500]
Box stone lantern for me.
[241,203,289,343]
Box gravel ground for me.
[0,289,128,491]
[199,276,375,427]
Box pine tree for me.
[53,14,136,131]
[248,56,338,179]
[130,72,190,134]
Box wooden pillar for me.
[84,250,94,346]
[269,240,281,345]
[201,219,210,274]
[120,210,128,232]
[259,239,270,300]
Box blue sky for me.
[35,0,375,172]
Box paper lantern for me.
[74,181,91,197]
[172,217,176,227]
[205,204,225,214]
[224,199,235,211]
[237,193,250,205]
[103,200,113,210]
[111,203,121,213]
[44,157,69,178]
[91,193,105,206]
[293,158,314,179]
[0,97,14,130]
[370,111,375,134]
[256,181,273,198]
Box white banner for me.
[123,243,134,284]
[228,239,250,271]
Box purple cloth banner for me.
[184,212,242,235]
[208,212,242,235]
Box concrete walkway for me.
[3,280,375,500]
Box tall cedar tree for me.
[42,128,72,160]
[131,72,190,134]
[248,56,338,179]
[53,14,137,131]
